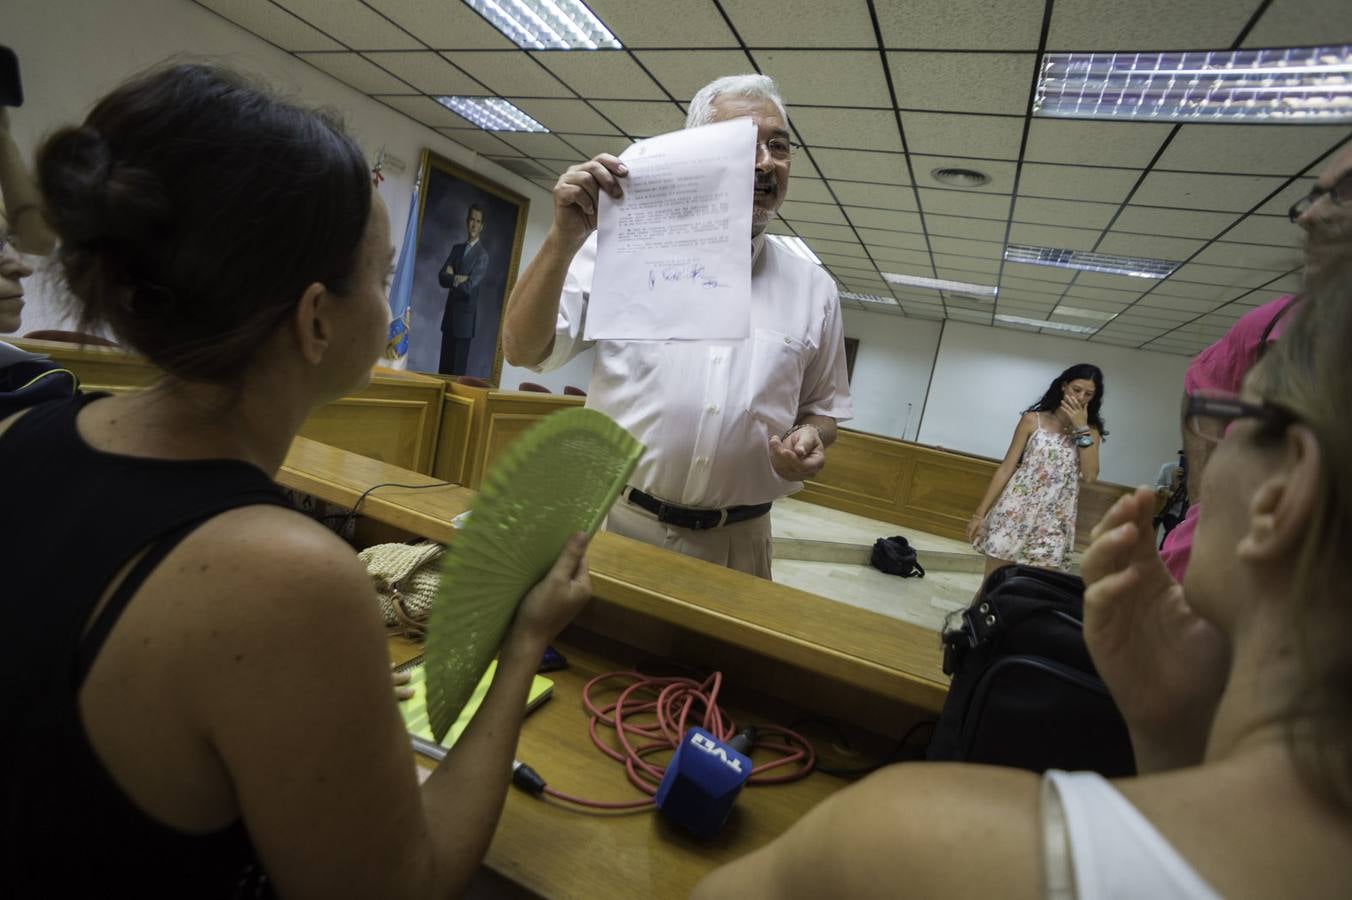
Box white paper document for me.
[585,118,756,341]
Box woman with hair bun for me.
[967,363,1108,580]
[0,63,591,898]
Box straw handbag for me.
[357,540,445,638]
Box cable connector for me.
[511,760,547,795]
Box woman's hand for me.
[965,513,985,543]
[1081,486,1230,772]
[1059,395,1089,431]
[508,533,592,650]
[391,665,414,701]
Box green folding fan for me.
[423,407,643,741]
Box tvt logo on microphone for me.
[655,726,755,839]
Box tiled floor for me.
[769,498,983,631]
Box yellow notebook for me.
[397,657,553,761]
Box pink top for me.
[1161,294,1297,580]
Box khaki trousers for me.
[605,498,774,579]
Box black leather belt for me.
[623,487,772,531]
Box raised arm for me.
[437,249,456,289]
[967,412,1037,542]
[180,510,590,899]
[502,154,626,368]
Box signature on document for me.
[648,264,725,291]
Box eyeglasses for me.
[1185,390,1298,443]
[1288,169,1352,223]
[757,137,797,162]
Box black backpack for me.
[870,536,925,578]
[926,564,1135,776]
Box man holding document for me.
[503,75,852,578]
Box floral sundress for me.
[973,414,1080,570]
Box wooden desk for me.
[388,636,848,899]
[281,436,949,717]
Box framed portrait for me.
[404,150,530,384]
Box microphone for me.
[655,726,757,838]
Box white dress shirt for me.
[534,233,853,509]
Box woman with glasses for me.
[695,264,1352,899]
[966,363,1108,582]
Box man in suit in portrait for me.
[437,203,489,375]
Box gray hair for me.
[684,74,788,129]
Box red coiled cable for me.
[541,670,816,810]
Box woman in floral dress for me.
[967,364,1108,582]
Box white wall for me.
[917,320,1191,486]
[841,308,942,442]
[5,0,557,335]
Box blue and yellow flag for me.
[383,180,420,367]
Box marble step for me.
[772,537,987,573]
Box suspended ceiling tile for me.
[589,99,688,136]
[916,188,1012,220]
[1072,270,1164,290]
[582,0,739,48]
[1131,172,1289,213]
[1111,206,1235,240]
[810,236,871,257]
[900,112,1025,158]
[298,52,412,93]
[829,181,917,210]
[932,235,1019,259]
[791,221,860,242]
[727,0,878,45]
[911,155,1018,193]
[1191,242,1301,271]
[809,149,910,186]
[785,178,838,205]
[496,132,590,158]
[858,229,931,250]
[1045,0,1261,50]
[274,0,421,48]
[364,51,487,94]
[1169,263,1291,289]
[886,52,1036,115]
[843,207,923,232]
[933,253,1002,274]
[196,0,341,50]
[445,51,573,97]
[1095,231,1206,260]
[1008,222,1102,251]
[1024,119,1173,168]
[363,0,515,48]
[554,133,631,159]
[634,51,755,102]
[790,108,904,153]
[754,51,892,108]
[1221,214,1301,247]
[1126,299,1214,319]
[1149,279,1237,301]
[484,156,555,179]
[509,98,625,135]
[818,253,871,269]
[1241,0,1352,47]
[780,200,852,225]
[533,50,667,101]
[999,287,1066,304]
[924,214,1009,242]
[1256,178,1315,216]
[1156,124,1352,176]
[1017,163,1141,204]
[875,0,1045,49]
[436,128,520,156]
[379,94,477,128]
[868,245,932,266]
[1012,196,1119,231]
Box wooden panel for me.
[11,339,445,473]
[799,427,1144,546]
[431,393,475,485]
[468,390,583,487]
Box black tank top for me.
[0,393,286,898]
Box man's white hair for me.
[684,74,788,129]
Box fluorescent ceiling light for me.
[996,314,1097,335]
[1004,244,1178,279]
[437,96,549,132]
[1034,46,1352,123]
[773,235,822,265]
[839,291,897,306]
[1057,306,1119,322]
[882,271,998,299]
[464,0,621,50]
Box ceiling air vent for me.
[930,167,990,188]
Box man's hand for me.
[551,154,627,252]
[453,274,468,286]
[768,425,826,481]
[1081,486,1230,772]
[444,264,456,276]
